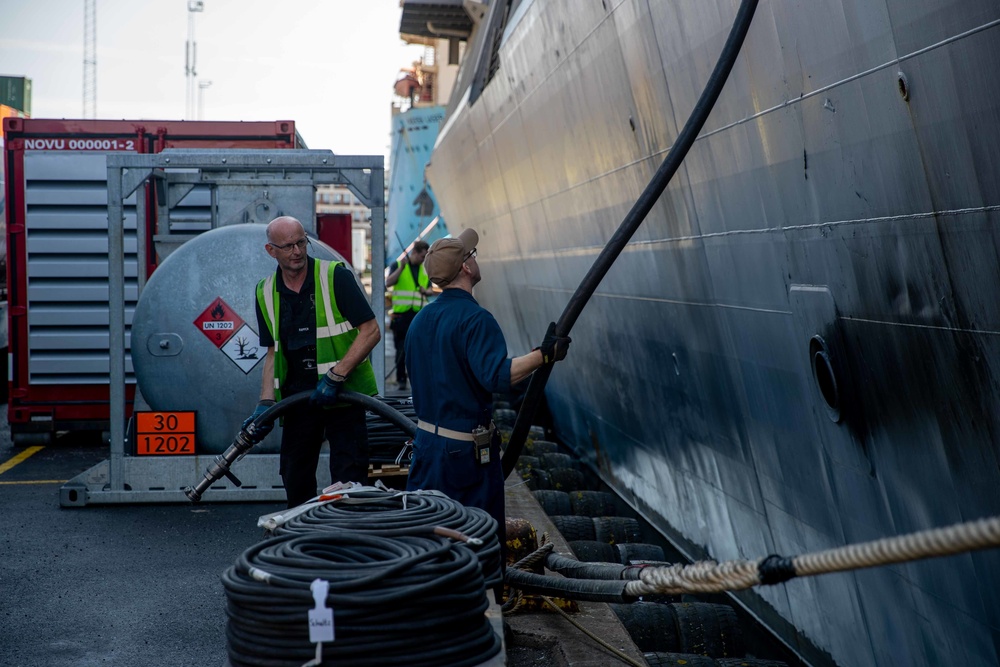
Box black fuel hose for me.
[502,0,760,478]
[504,567,636,604]
[185,390,417,501]
[254,389,417,437]
[544,551,646,581]
[271,490,503,587]
[222,531,501,667]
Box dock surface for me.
[1,404,644,666]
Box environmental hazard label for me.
[220,324,264,374]
[193,297,264,375]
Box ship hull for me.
[428,1,1000,665]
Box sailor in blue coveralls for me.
[404,228,571,546]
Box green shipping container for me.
[0,76,32,115]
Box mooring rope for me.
[624,515,1000,597]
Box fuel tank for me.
[131,223,344,453]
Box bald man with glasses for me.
[243,216,381,507]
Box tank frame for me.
[60,149,386,506]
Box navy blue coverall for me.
[404,288,510,534]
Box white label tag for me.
[308,579,335,643]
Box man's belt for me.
[417,420,475,442]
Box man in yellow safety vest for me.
[242,216,381,507]
[386,239,431,391]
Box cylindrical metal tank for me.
[131,224,346,453]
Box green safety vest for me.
[256,259,378,402]
[391,261,429,313]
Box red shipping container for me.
[2,118,299,443]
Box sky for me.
[0,0,425,164]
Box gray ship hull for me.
[426,1,1000,665]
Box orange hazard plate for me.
[134,411,196,455]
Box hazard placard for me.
[193,297,245,348]
[220,323,265,374]
[134,411,196,455]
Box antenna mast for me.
[185,1,205,120]
[83,0,96,118]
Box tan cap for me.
[424,228,479,285]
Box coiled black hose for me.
[271,489,503,587]
[222,531,501,667]
[503,0,761,477]
[366,397,417,464]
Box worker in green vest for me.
[386,239,431,391]
[242,216,381,508]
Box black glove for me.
[538,322,571,364]
[242,399,276,442]
[310,370,344,407]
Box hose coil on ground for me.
[271,490,503,587]
[366,397,417,464]
[222,531,501,667]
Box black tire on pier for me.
[493,408,517,427]
[642,653,716,667]
[671,602,745,658]
[568,540,618,563]
[532,489,572,516]
[538,452,577,470]
[523,468,551,491]
[527,439,560,456]
[609,602,679,653]
[616,542,666,565]
[549,515,597,541]
[593,516,642,544]
[569,490,617,517]
[516,455,540,472]
[548,467,587,491]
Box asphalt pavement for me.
[0,405,285,667]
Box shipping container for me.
[2,118,299,443]
[0,76,31,116]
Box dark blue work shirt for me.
[405,288,512,431]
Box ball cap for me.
[424,228,479,285]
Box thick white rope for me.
[626,515,1000,597]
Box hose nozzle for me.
[184,429,257,502]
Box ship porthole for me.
[897,71,910,102]
[810,335,842,422]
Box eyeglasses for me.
[269,238,310,253]
[464,248,477,261]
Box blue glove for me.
[538,322,571,364]
[242,400,275,442]
[310,370,344,407]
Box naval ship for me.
[400,1,1000,666]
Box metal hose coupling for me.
[184,428,257,502]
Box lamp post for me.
[198,80,212,120]
[185,0,205,120]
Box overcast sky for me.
[0,0,424,164]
